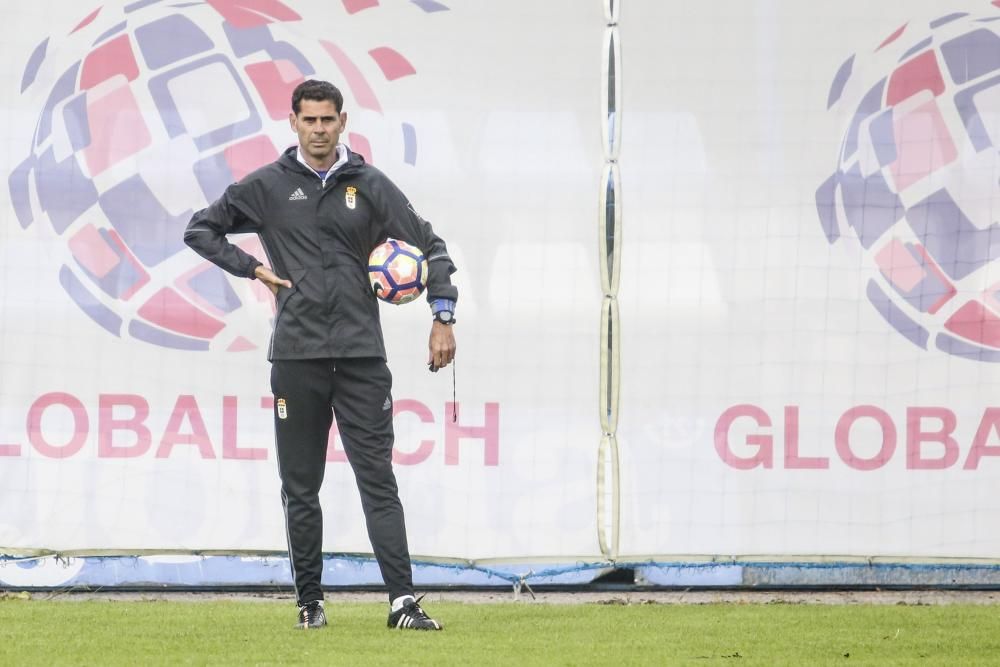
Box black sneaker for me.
[296,600,327,629]
[387,595,442,630]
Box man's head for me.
[289,80,347,169]
[291,79,344,115]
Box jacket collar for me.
[297,144,348,177]
[279,144,365,178]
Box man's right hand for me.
[254,265,292,295]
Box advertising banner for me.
[0,0,604,560]
[618,0,1000,558]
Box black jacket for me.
[184,146,458,360]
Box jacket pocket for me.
[273,268,306,327]
[347,265,379,304]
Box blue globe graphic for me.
[8,0,444,352]
[817,4,1000,362]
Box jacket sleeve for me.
[183,180,265,279]
[375,174,459,305]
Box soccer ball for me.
[817,3,1000,362]
[368,239,428,305]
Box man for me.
[184,79,456,630]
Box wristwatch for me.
[434,310,455,325]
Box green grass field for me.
[2,597,999,666]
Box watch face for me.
[437,311,453,323]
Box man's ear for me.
[289,112,297,132]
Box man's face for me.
[289,99,347,167]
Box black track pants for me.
[270,357,413,605]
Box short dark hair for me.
[291,80,344,114]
